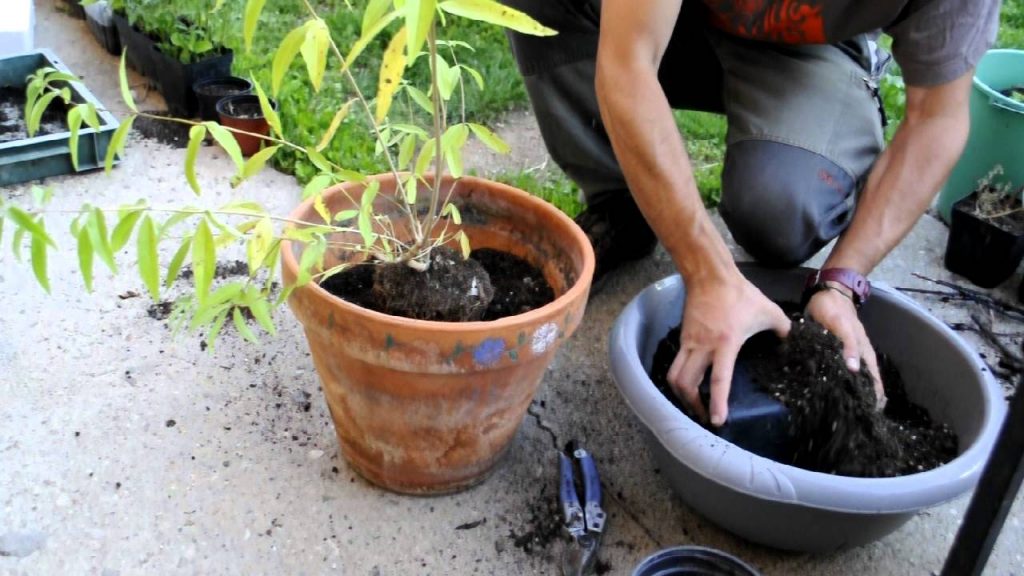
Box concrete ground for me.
[2,3,1023,575]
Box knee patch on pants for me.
[719,140,857,267]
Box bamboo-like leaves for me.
[233,307,259,343]
[296,237,326,287]
[303,173,334,200]
[345,10,401,71]
[252,79,282,138]
[192,218,215,304]
[86,208,116,273]
[246,217,274,273]
[185,124,207,195]
[30,226,50,293]
[67,106,83,170]
[301,19,331,92]
[243,0,267,52]
[110,207,144,252]
[76,225,94,292]
[164,237,193,288]
[233,145,280,188]
[119,51,137,113]
[438,0,556,35]
[205,122,244,173]
[137,215,160,300]
[468,122,510,154]
[316,100,354,152]
[272,22,310,96]
[363,0,392,34]
[376,27,408,123]
[441,123,469,177]
[405,0,436,62]
[104,115,135,172]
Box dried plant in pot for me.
[8,0,593,493]
[944,165,1024,288]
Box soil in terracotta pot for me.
[133,110,192,148]
[320,247,554,322]
[0,87,67,143]
[220,98,263,120]
[650,315,958,478]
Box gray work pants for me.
[505,0,887,266]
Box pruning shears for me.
[559,442,606,576]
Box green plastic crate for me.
[0,49,120,186]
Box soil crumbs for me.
[320,247,553,322]
[0,87,67,143]
[651,316,958,478]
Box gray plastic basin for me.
[608,268,1005,552]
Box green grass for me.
[490,169,585,218]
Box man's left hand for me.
[805,286,886,408]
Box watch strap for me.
[803,268,871,307]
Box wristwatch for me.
[802,268,871,308]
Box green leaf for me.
[246,217,274,272]
[119,51,138,112]
[110,208,143,252]
[468,122,510,154]
[87,208,116,273]
[80,103,101,130]
[398,133,417,169]
[362,0,392,35]
[305,147,335,173]
[345,10,401,71]
[31,231,49,293]
[442,202,462,224]
[461,64,485,90]
[76,225,94,292]
[316,100,354,152]
[233,145,280,187]
[404,85,433,115]
[30,186,53,207]
[67,105,83,171]
[205,122,244,171]
[104,115,135,172]
[11,226,26,261]
[164,236,193,288]
[185,124,207,195]
[376,27,408,123]
[232,307,259,343]
[403,174,417,204]
[6,206,55,247]
[205,308,230,350]
[252,78,282,138]
[248,296,276,335]
[301,19,331,92]
[296,238,326,287]
[435,54,457,100]
[405,0,436,62]
[303,173,333,200]
[138,215,160,300]
[442,123,469,178]
[243,0,267,52]
[414,137,437,177]
[438,0,556,35]
[272,22,310,96]
[457,230,471,259]
[27,91,58,137]
[332,209,359,223]
[192,218,215,304]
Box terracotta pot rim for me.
[280,174,596,331]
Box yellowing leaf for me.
[301,19,331,92]
[313,194,331,223]
[247,217,274,272]
[345,10,401,71]
[376,27,408,123]
[457,230,471,259]
[316,100,354,152]
[438,0,556,36]
[243,0,267,52]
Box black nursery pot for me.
[152,49,234,117]
[632,546,760,576]
[85,8,120,54]
[193,76,253,121]
[944,193,1024,289]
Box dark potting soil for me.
[0,87,67,143]
[650,316,958,478]
[220,99,263,120]
[133,110,192,148]
[195,84,248,98]
[319,247,554,322]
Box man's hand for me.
[804,287,885,406]
[667,274,791,426]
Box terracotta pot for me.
[215,94,272,157]
[281,175,594,494]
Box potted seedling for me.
[8,0,593,495]
[215,93,268,156]
[194,76,252,122]
[944,165,1024,288]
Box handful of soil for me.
[651,316,958,478]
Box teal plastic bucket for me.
[938,49,1024,222]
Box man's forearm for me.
[825,76,973,274]
[594,61,737,285]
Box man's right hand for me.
[667,272,792,426]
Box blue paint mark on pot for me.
[474,338,506,366]
[385,334,395,350]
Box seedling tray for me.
[0,49,120,186]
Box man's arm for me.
[808,71,974,397]
[595,0,790,426]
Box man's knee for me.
[718,140,857,267]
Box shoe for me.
[574,195,658,292]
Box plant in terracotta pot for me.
[9,0,593,494]
[944,164,1024,288]
[216,93,271,156]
